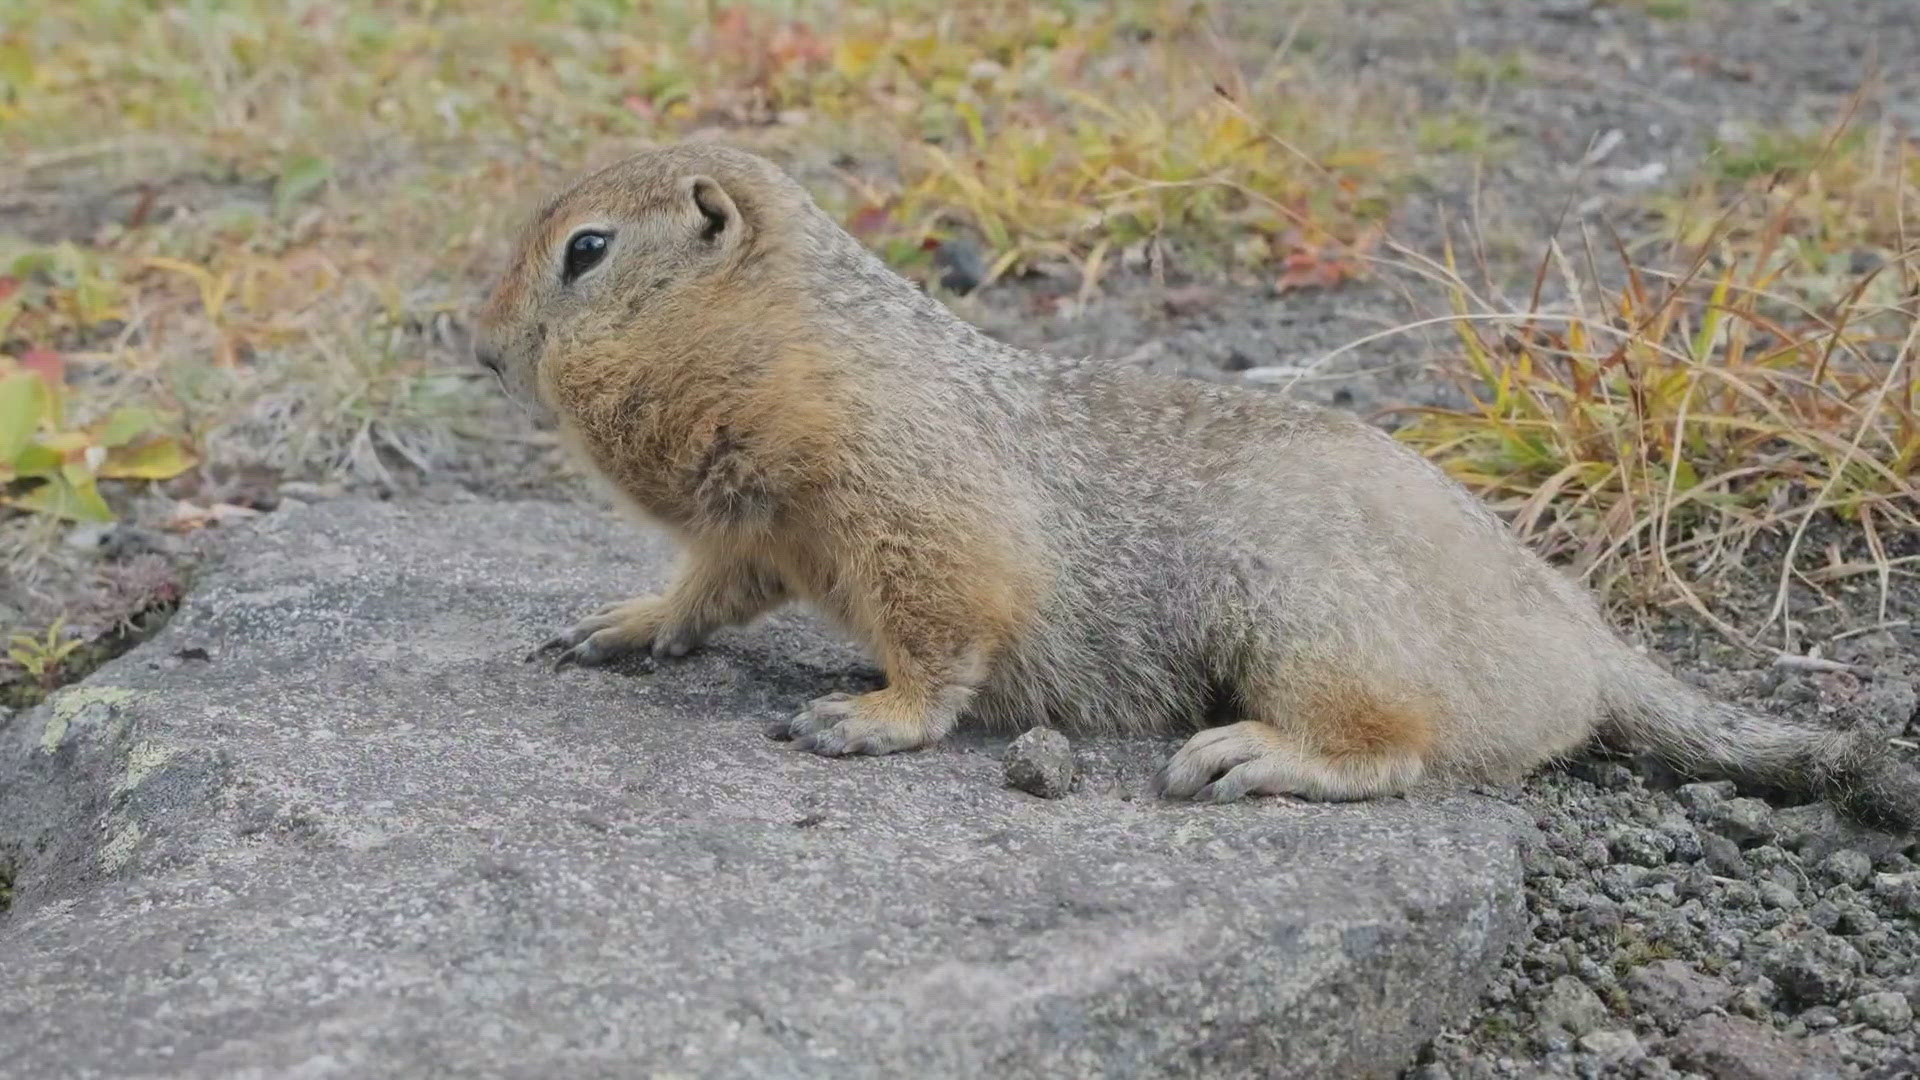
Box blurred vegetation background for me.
[1,0,1915,700]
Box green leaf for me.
[10,443,61,477]
[95,406,159,448]
[275,153,333,212]
[1669,458,1701,493]
[0,370,47,462]
[10,468,114,523]
[61,464,115,522]
[955,99,987,149]
[8,249,54,279]
[0,40,34,95]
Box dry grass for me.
[0,0,1412,680]
[0,1,1397,511]
[1392,115,1919,650]
[5,2,1913,672]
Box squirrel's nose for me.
[474,344,503,374]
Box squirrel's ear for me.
[688,176,738,244]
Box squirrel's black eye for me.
[562,230,611,283]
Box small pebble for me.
[1764,934,1862,1007]
[1675,780,1737,811]
[1659,818,1703,863]
[1705,798,1778,845]
[1807,900,1842,931]
[1836,905,1880,936]
[1535,976,1610,1038]
[1852,991,1913,1033]
[1872,873,1920,918]
[1756,881,1800,911]
[1801,1006,1840,1031]
[1625,959,1732,1025]
[1611,829,1673,867]
[1730,981,1775,1019]
[1583,761,1639,790]
[1700,833,1752,879]
[1576,1029,1640,1061]
[932,239,987,295]
[1003,727,1074,799]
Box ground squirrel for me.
[475,143,1918,830]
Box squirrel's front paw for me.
[766,691,937,757]
[527,596,702,669]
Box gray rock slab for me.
[0,498,1530,1079]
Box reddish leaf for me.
[846,202,896,238]
[0,276,19,303]
[769,22,828,70]
[1276,248,1363,293]
[18,347,63,386]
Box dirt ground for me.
[4,1,1918,1075]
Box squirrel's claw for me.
[529,598,703,672]
[1146,764,1174,799]
[776,692,931,757]
[552,637,614,670]
[525,634,575,663]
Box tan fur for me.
[1305,688,1436,764]
[475,143,1919,828]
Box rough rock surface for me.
[0,498,1529,1079]
[1663,1016,1845,1080]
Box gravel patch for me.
[1416,752,1920,1077]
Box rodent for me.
[473,142,1918,830]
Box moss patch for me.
[41,686,136,753]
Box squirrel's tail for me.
[1598,647,1920,833]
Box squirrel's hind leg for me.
[1153,663,1436,802]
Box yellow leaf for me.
[143,256,216,295]
[144,255,233,325]
[1062,89,1120,123]
[833,38,882,79]
[955,99,986,149]
[38,430,89,457]
[1322,150,1388,170]
[98,437,197,480]
[895,34,939,70]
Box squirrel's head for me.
[473,143,811,413]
